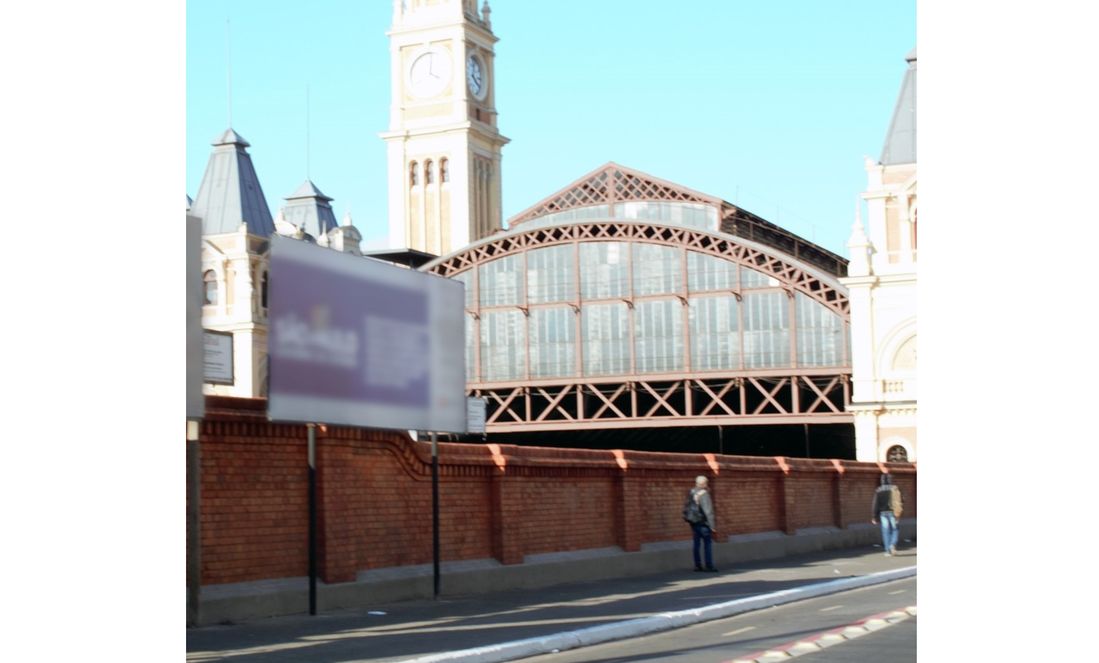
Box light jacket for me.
[690,486,716,530]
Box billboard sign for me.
[467,397,486,434]
[267,234,467,432]
[203,330,235,385]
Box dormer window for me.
[203,270,217,305]
[425,159,434,185]
[409,161,419,187]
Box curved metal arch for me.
[423,219,849,316]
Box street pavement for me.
[186,543,916,663]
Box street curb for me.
[385,566,917,663]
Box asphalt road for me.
[518,577,917,663]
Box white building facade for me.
[843,49,918,463]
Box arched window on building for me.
[261,271,269,310]
[424,159,434,185]
[409,161,419,187]
[440,158,449,183]
[203,270,217,305]
[886,445,908,462]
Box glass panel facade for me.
[795,292,846,367]
[480,309,526,381]
[632,244,681,296]
[687,251,738,292]
[527,245,575,304]
[581,302,630,376]
[616,201,718,230]
[634,298,684,373]
[479,254,524,307]
[453,237,848,383]
[465,313,476,381]
[740,266,777,289]
[742,292,790,368]
[529,306,576,377]
[579,242,629,300]
[452,270,475,309]
[689,295,740,370]
[523,205,611,229]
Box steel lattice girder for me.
[470,372,851,432]
[428,220,848,315]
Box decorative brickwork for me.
[189,397,916,587]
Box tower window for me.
[440,158,449,183]
[409,161,419,187]
[203,270,217,305]
[425,159,434,185]
[261,271,269,310]
[886,445,908,462]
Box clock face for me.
[408,48,451,99]
[466,53,487,100]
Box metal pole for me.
[431,431,440,599]
[186,420,201,626]
[308,423,317,615]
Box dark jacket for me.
[872,485,903,518]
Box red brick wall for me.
[190,398,917,587]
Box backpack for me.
[682,491,705,524]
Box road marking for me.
[723,626,757,637]
[723,606,916,663]
[888,589,906,595]
[818,605,843,612]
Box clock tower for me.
[382,0,508,256]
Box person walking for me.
[871,473,903,556]
[684,475,718,572]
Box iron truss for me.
[471,372,851,432]
[426,219,848,315]
[424,217,853,433]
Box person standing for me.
[686,475,718,572]
[871,473,904,556]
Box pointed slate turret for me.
[280,179,340,239]
[880,48,917,165]
[190,129,276,237]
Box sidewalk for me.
[186,544,916,663]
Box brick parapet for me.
[192,397,917,587]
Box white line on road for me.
[818,605,843,612]
[723,626,757,637]
[888,590,907,595]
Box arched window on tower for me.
[425,159,434,185]
[203,270,217,306]
[261,271,269,310]
[440,158,449,183]
[409,161,419,187]
[911,207,918,252]
[886,445,908,463]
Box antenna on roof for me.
[225,18,233,128]
[306,85,311,180]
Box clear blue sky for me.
[187,0,915,256]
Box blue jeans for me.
[692,523,714,569]
[879,511,899,551]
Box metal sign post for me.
[308,423,317,615]
[431,431,440,599]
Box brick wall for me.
[190,398,917,587]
